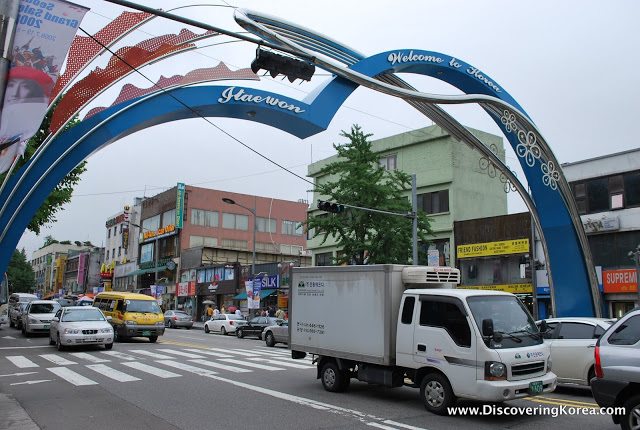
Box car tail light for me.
[174,316,178,321]
[594,345,603,378]
[230,321,234,325]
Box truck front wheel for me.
[420,373,455,415]
[321,362,347,393]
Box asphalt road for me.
[0,324,619,430]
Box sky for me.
[14,0,640,258]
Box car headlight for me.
[99,328,112,333]
[29,318,38,323]
[485,361,507,380]
[155,321,164,326]
[125,320,138,325]
[64,328,80,334]
[547,356,552,373]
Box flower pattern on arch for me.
[516,130,541,167]
[500,110,518,133]
[541,160,560,190]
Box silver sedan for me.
[49,306,114,351]
[262,320,289,347]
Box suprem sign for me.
[603,269,637,293]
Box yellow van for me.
[93,292,165,342]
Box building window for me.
[378,154,397,171]
[316,252,333,266]
[256,242,278,253]
[107,229,111,238]
[417,190,449,214]
[589,230,640,271]
[256,217,277,233]
[189,235,218,248]
[282,220,303,236]
[221,238,248,250]
[571,170,640,214]
[162,208,176,227]
[119,224,123,234]
[222,213,249,230]
[106,250,110,260]
[625,172,640,207]
[280,244,303,255]
[118,247,121,257]
[113,227,117,237]
[191,209,219,228]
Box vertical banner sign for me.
[0,0,89,174]
[176,183,185,228]
[77,252,86,286]
[245,280,256,309]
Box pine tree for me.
[304,125,433,265]
[7,249,35,293]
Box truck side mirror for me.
[482,318,494,337]
[539,320,548,333]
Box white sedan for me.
[49,306,114,351]
[204,314,246,335]
[536,317,615,385]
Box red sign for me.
[188,281,196,296]
[603,269,638,293]
[177,281,197,297]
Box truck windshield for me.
[467,296,541,348]
[125,300,161,314]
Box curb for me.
[0,393,39,430]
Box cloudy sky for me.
[14,0,640,258]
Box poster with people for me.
[0,0,89,174]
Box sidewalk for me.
[0,394,39,430]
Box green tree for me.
[0,99,87,235]
[7,249,35,293]
[303,125,433,265]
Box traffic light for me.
[317,200,345,213]
[251,48,315,82]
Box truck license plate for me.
[142,330,152,336]
[529,381,543,395]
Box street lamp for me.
[222,197,257,316]
[628,245,640,308]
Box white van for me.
[8,293,39,328]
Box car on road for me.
[591,307,640,430]
[49,306,114,351]
[262,319,288,347]
[164,310,194,329]
[22,300,61,336]
[204,313,246,335]
[236,316,283,339]
[536,317,614,386]
[8,292,38,328]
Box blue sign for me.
[537,286,550,295]
[249,274,279,290]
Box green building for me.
[306,124,509,266]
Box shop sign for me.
[583,216,619,234]
[177,282,189,297]
[176,183,185,228]
[142,224,176,241]
[603,269,637,293]
[457,283,533,294]
[457,239,529,259]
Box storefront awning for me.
[129,266,167,276]
[232,289,277,300]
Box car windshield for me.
[125,299,161,313]
[467,295,541,348]
[30,303,61,314]
[62,308,105,322]
[174,312,189,317]
[226,315,244,320]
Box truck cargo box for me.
[290,265,409,366]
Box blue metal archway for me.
[0,10,600,317]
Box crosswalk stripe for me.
[248,357,313,369]
[126,349,174,359]
[218,358,284,371]
[121,362,181,378]
[69,352,110,363]
[6,356,38,368]
[233,348,280,357]
[188,359,252,373]
[101,351,138,361]
[256,348,290,356]
[183,348,233,358]
[86,364,140,382]
[221,349,254,357]
[156,349,205,359]
[40,354,77,366]
[156,360,219,377]
[48,367,97,386]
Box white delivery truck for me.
[289,264,556,415]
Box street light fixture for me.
[223,197,257,316]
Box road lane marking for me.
[248,357,313,369]
[155,360,219,377]
[188,359,252,373]
[183,348,233,358]
[40,354,77,366]
[86,364,141,382]
[156,349,205,359]
[101,351,138,360]
[48,367,97,386]
[69,352,111,363]
[0,372,38,377]
[6,356,38,368]
[218,358,285,371]
[121,362,181,378]
[10,380,51,386]
[126,349,174,359]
